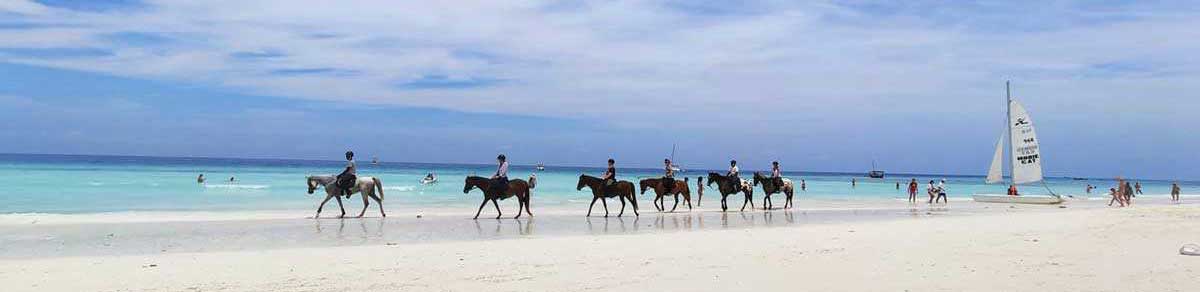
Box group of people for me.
[905,179,948,203]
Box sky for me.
[0,0,1197,179]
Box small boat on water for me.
[669,144,685,173]
[973,82,1063,205]
[420,173,438,184]
[867,160,884,178]
[371,156,379,165]
[536,163,545,171]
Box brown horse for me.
[463,175,536,219]
[707,172,754,212]
[576,174,638,217]
[639,177,692,212]
[752,172,795,210]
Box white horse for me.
[306,175,386,218]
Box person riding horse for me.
[770,161,784,190]
[727,160,740,187]
[337,151,357,199]
[490,154,510,194]
[662,158,675,194]
[601,159,617,193]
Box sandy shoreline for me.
[2,200,1199,291]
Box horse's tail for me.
[373,177,384,201]
[528,174,537,189]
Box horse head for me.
[639,179,652,194]
[306,176,318,194]
[576,174,588,191]
[463,176,482,194]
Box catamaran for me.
[669,144,684,173]
[867,160,885,178]
[973,82,1063,204]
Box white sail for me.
[986,132,1004,184]
[1008,100,1043,184]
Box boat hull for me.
[972,194,1063,204]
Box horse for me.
[639,177,692,212]
[463,175,536,219]
[306,175,385,218]
[577,174,639,217]
[752,172,795,210]
[706,172,754,212]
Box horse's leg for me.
[334,195,346,218]
[368,193,386,217]
[523,191,533,217]
[617,195,626,217]
[473,199,488,220]
[740,192,750,212]
[357,190,370,218]
[587,197,598,217]
[601,197,610,218]
[654,193,662,211]
[721,195,728,212]
[670,192,679,212]
[630,192,640,217]
[315,194,333,218]
[514,191,525,219]
[764,193,771,210]
[492,198,502,219]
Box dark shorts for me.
[662,177,675,192]
[336,174,357,191]
[490,177,509,193]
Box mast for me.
[1005,81,1014,185]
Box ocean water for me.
[0,154,1191,214]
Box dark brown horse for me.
[707,172,754,212]
[577,174,638,217]
[639,177,692,212]
[463,175,535,219]
[753,172,795,210]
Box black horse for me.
[753,172,795,210]
[706,172,754,212]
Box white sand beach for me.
[3,201,1198,292]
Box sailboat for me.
[972,82,1063,204]
[669,144,684,173]
[867,160,885,178]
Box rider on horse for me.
[337,151,357,198]
[771,161,784,189]
[601,159,617,191]
[727,160,740,187]
[662,158,675,193]
[490,154,510,193]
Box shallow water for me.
[0,153,1191,214]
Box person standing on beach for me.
[852,178,857,188]
[1134,182,1143,195]
[336,151,357,198]
[896,182,900,190]
[490,154,510,194]
[907,179,918,203]
[927,180,937,203]
[801,179,807,191]
[1123,181,1134,204]
[1171,182,1181,202]
[696,176,704,202]
[935,179,948,203]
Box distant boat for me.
[669,144,685,173]
[867,160,885,178]
[973,82,1063,205]
[371,156,379,165]
[420,173,437,184]
[536,163,545,171]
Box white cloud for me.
[1,0,1198,129]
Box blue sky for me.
[1,0,1198,179]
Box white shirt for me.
[345,160,357,175]
[938,182,946,192]
[495,162,509,178]
[729,166,739,175]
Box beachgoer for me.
[490,154,509,193]
[1123,181,1134,204]
[907,179,918,203]
[727,160,740,185]
[927,180,936,203]
[662,159,675,193]
[852,178,857,188]
[1008,184,1019,196]
[770,161,783,189]
[801,179,807,191]
[197,174,205,184]
[696,176,704,199]
[601,159,617,189]
[936,179,948,203]
[1171,182,1181,202]
[896,182,900,190]
[336,151,357,198]
[1134,182,1143,195]
[229,176,236,182]
[1107,188,1123,207]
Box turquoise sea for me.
[0,154,1190,214]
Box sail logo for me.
[1017,154,1039,164]
[1014,118,1030,126]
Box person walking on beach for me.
[1134,182,1143,195]
[490,154,510,194]
[662,159,676,194]
[336,151,357,198]
[1123,181,1134,204]
[927,180,937,203]
[907,179,918,203]
[696,176,704,202]
[1171,182,1181,202]
[1108,187,1125,207]
[935,179,948,203]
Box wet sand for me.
[2,198,1198,291]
